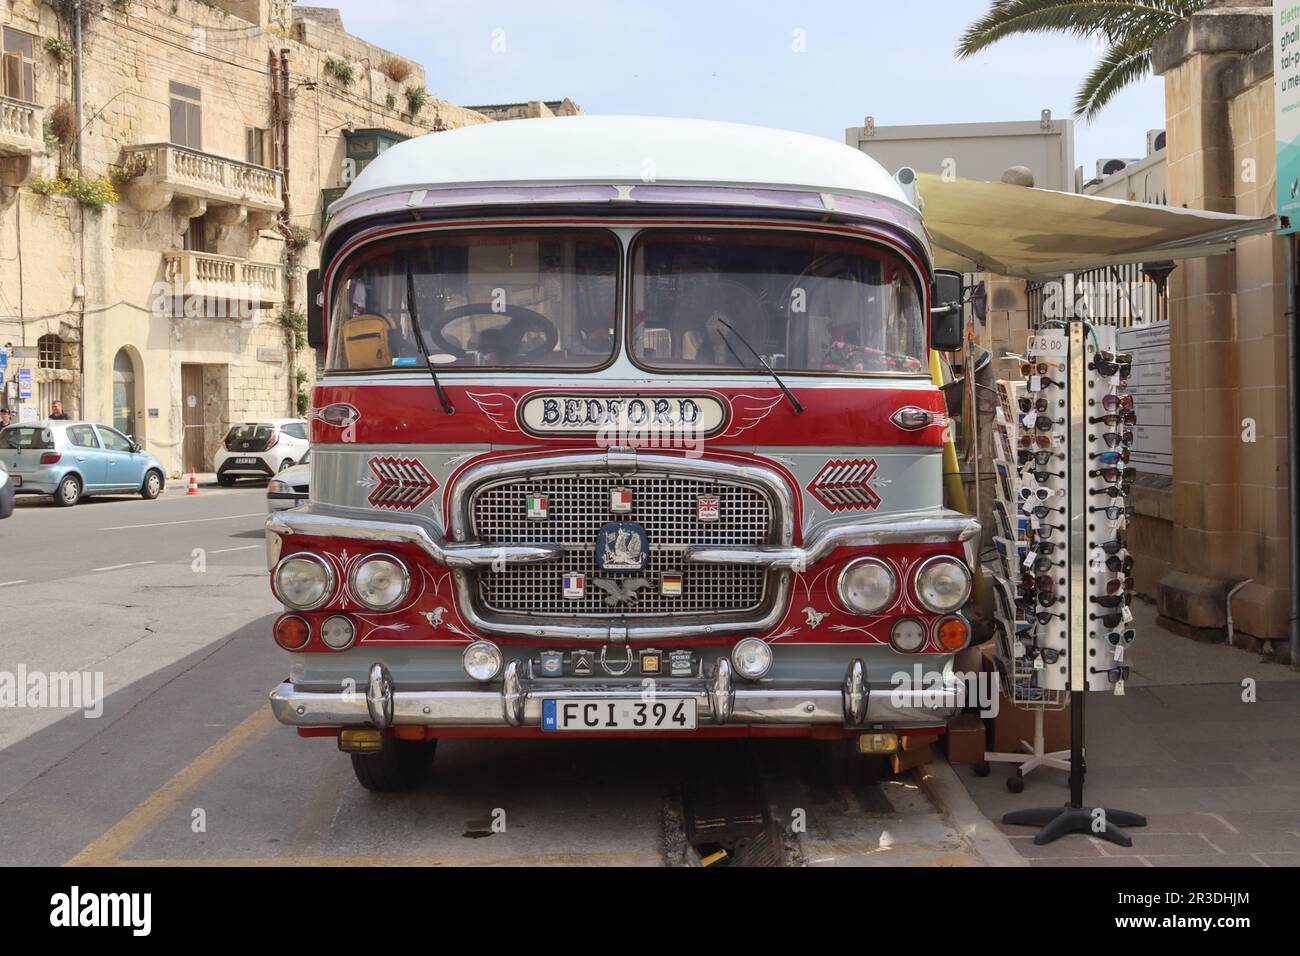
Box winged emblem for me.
[719,393,785,438]
[590,578,652,606]
[465,391,522,433]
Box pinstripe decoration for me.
[366,456,439,511]
[806,458,881,512]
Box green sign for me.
[1276,3,1300,233]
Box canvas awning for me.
[914,172,1279,279]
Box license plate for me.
[542,697,696,731]
[236,457,259,465]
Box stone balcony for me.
[122,143,283,229]
[162,251,284,311]
[0,96,46,188]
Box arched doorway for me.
[112,348,136,437]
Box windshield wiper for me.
[708,316,803,416]
[405,261,455,415]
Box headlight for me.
[320,615,356,651]
[913,556,972,613]
[731,637,773,680]
[463,641,503,682]
[274,554,333,610]
[268,479,289,493]
[349,554,409,610]
[837,557,897,615]
[890,618,926,653]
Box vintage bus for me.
[266,116,980,791]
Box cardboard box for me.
[890,744,932,774]
[944,713,986,764]
[989,692,1072,755]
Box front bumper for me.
[268,658,961,731]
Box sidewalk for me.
[954,600,1300,866]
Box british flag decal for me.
[806,458,882,512]
[366,456,439,511]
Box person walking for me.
[48,400,71,421]
[0,407,10,428]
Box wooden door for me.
[181,363,205,472]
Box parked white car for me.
[267,449,310,512]
[214,419,310,486]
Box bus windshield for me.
[630,230,926,375]
[327,229,620,372]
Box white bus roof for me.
[343,115,912,208]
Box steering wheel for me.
[428,303,559,363]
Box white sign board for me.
[1276,3,1300,233]
[1116,322,1171,476]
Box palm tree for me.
[956,1,1205,120]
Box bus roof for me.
[341,115,912,210]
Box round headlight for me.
[320,615,356,651]
[837,557,897,615]
[274,554,333,610]
[462,641,503,682]
[350,554,409,611]
[913,556,972,614]
[890,618,926,653]
[731,637,773,680]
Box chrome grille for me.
[472,473,772,617]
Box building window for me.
[38,333,63,370]
[246,126,274,167]
[113,348,136,436]
[2,28,35,103]
[169,80,202,149]
[183,213,209,253]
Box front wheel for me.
[350,737,438,792]
[277,458,295,473]
[54,474,82,507]
[140,470,163,500]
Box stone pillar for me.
[1152,5,1291,646]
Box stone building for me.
[0,0,575,476]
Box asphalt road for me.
[0,480,988,867]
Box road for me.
[0,480,995,867]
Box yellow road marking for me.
[64,707,278,867]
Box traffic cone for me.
[187,470,200,495]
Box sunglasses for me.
[1097,538,1127,555]
[1025,376,1066,392]
[1105,554,1135,574]
[1090,352,1133,377]
[1102,394,1134,413]
[1032,523,1065,539]
[1018,434,1055,449]
[1106,629,1137,646]
[1019,360,1062,376]
[1102,431,1134,448]
[1018,397,1050,414]
[1020,487,1053,502]
[1090,484,1132,499]
[1027,469,1065,484]
[1090,412,1138,427]
[1029,505,1065,519]
[1029,541,1060,555]
[1091,466,1137,482]
[1091,505,1135,520]
[1031,610,1066,624]
[1091,664,1130,683]
[1091,449,1131,464]
[1020,572,1058,591]
[1105,576,1135,595]
[1034,416,1065,432]
[1019,449,1062,467]
[1090,593,1131,608]
[1023,646,1061,665]
[1092,611,1124,628]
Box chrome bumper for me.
[268,659,960,731]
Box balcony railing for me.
[162,251,284,310]
[122,143,284,216]
[0,96,43,156]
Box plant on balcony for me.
[43,37,75,62]
[110,151,148,189]
[47,101,77,146]
[379,55,412,83]
[323,56,354,86]
[30,172,119,209]
[404,86,429,117]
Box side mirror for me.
[930,269,964,352]
[306,269,325,350]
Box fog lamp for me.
[338,728,384,753]
[731,637,773,680]
[462,641,503,682]
[857,732,899,755]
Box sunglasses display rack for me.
[1083,325,1137,693]
[998,322,1147,845]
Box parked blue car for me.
[0,421,166,507]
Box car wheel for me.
[350,738,438,793]
[217,474,237,487]
[277,458,295,473]
[140,470,163,500]
[54,474,82,507]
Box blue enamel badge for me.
[595,521,649,574]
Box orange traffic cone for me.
[187,470,200,495]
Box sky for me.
[323,0,1167,178]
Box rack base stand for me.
[982,709,1070,788]
[1003,804,1147,847]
